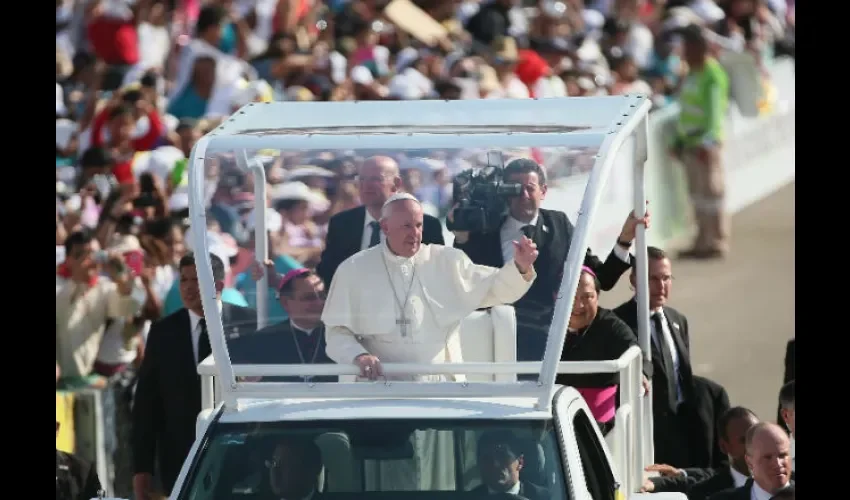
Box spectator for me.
[56,230,146,385]
[778,380,795,472]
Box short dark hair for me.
[779,380,795,409]
[504,158,547,185]
[108,103,133,121]
[477,430,522,459]
[179,252,226,283]
[274,436,323,474]
[647,246,668,261]
[717,406,758,441]
[196,5,227,34]
[65,230,94,257]
[279,269,319,297]
[80,147,113,168]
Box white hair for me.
[380,192,421,220]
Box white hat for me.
[56,118,77,150]
[184,229,236,274]
[689,0,725,23]
[287,165,336,180]
[395,47,420,73]
[270,181,331,212]
[56,83,67,117]
[351,65,374,85]
[403,157,446,172]
[245,207,284,233]
[387,75,424,100]
[381,192,421,214]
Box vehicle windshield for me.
[186,144,636,376]
[178,417,567,499]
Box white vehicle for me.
[104,96,686,500]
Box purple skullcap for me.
[278,268,311,293]
[581,265,597,278]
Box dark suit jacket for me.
[614,299,729,468]
[316,205,445,287]
[132,304,257,494]
[688,468,736,500]
[228,320,337,382]
[777,338,795,425]
[470,481,549,500]
[456,208,631,361]
[56,449,102,500]
[708,479,795,500]
[648,465,721,493]
[613,299,694,410]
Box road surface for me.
[602,182,795,422]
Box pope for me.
[321,192,539,381]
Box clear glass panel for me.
[178,418,567,499]
[187,143,642,381]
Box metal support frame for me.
[189,94,654,433]
[536,100,653,411]
[233,150,270,330]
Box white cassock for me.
[323,242,535,381]
[321,242,535,491]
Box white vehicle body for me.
[99,95,686,499]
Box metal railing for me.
[198,345,650,493]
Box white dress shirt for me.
[751,480,788,500]
[651,307,684,404]
[499,212,632,264]
[488,481,521,495]
[360,210,385,251]
[187,300,223,364]
[730,466,749,488]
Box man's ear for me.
[392,176,403,191]
[215,280,225,293]
[516,455,524,471]
[718,438,730,457]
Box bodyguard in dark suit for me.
[317,156,444,287]
[646,406,759,498]
[776,338,795,426]
[132,253,257,498]
[229,263,337,382]
[707,422,794,500]
[57,422,103,500]
[614,246,726,468]
[450,158,648,362]
[472,431,549,500]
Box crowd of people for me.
[56,0,796,499]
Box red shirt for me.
[87,17,140,66]
[91,108,164,184]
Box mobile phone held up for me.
[94,249,144,277]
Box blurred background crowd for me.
[56,0,795,494]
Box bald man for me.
[316,156,444,287]
[707,422,794,500]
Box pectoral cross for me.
[396,317,411,337]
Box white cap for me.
[382,192,421,210]
[351,65,374,85]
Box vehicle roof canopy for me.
[187,94,653,410]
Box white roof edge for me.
[213,95,649,136]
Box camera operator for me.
[449,158,649,364]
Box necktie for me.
[368,221,381,248]
[652,312,679,411]
[521,224,536,241]
[197,318,211,366]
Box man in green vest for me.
[672,25,730,259]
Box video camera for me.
[449,152,523,233]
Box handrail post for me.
[633,114,654,469]
[235,150,269,330]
